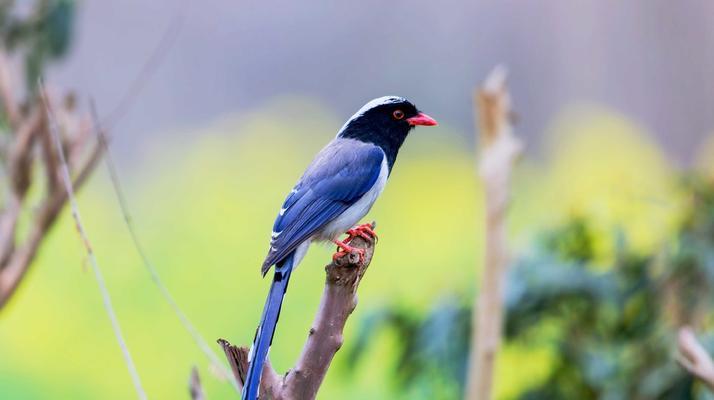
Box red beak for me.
[406,112,438,126]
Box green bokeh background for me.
[0,95,695,398]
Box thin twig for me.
[40,80,147,400]
[678,326,714,392]
[189,366,206,400]
[0,51,20,128]
[0,109,43,267]
[7,107,43,194]
[465,66,523,400]
[0,145,103,310]
[89,101,240,393]
[217,339,248,389]
[217,339,282,397]
[0,6,177,310]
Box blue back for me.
[261,138,384,273]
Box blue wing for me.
[261,139,384,274]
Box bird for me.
[242,96,437,400]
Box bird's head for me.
[337,96,437,145]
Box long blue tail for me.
[242,252,295,400]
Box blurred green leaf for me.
[0,0,75,89]
[349,177,714,399]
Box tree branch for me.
[0,50,20,129]
[217,339,249,388]
[465,66,523,400]
[0,98,104,310]
[189,366,207,400]
[677,326,714,392]
[0,109,43,266]
[0,5,179,310]
[219,227,376,399]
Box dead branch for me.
[465,66,523,400]
[218,339,249,388]
[219,228,376,399]
[0,107,43,266]
[0,5,180,310]
[0,51,20,128]
[677,326,714,392]
[190,366,206,400]
[0,58,106,309]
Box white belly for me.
[314,153,388,241]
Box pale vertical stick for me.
[40,81,148,400]
[189,367,206,400]
[90,101,240,393]
[465,66,523,400]
[677,326,714,391]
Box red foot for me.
[331,239,366,264]
[344,223,378,244]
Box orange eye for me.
[393,110,405,120]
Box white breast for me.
[315,152,389,241]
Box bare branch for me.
[68,114,92,170]
[282,231,375,399]
[7,107,43,194]
[0,6,179,310]
[0,195,21,266]
[0,190,65,306]
[0,108,43,268]
[189,367,206,400]
[38,108,60,194]
[677,326,714,391]
[221,226,376,399]
[466,66,523,400]
[217,339,248,389]
[217,339,283,397]
[0,51,20,128]
[40,80,147,400]
[0,95,104,310]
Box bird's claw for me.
[331,240,366,264]
[331,223,376,264]
[344,223,378,244]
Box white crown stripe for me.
[337,96,406,136]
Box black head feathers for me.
[338,96,437,170]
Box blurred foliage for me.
[0,98,701,398]
[0,0,74,90]
[0,98,480,399]
[0,2,711,400]
[0,0,74,199]
[348,176,714,399]
[346,298,471,399]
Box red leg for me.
[344,223,378,244]
[331,239,365,263]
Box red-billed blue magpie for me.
[243,96,437,400]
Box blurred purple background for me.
[50,0,714,164]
